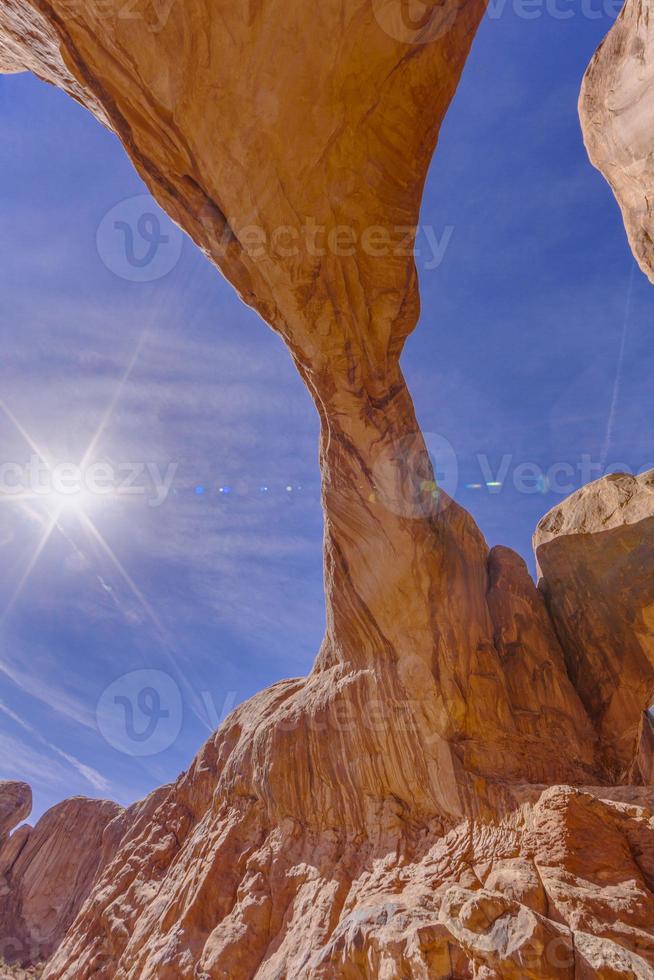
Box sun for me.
[0,335,156,623]
[47,487,95,515]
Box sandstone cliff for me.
[0,786,127,965]
[35,473,653,979]
[0,785,30,851]
[580,0,654,281]
[0,0,653,976]
[536,471,654,782]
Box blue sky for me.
[1,5,652,819]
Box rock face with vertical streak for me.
[535,471,654,781]
[0,796,124,964]
[0,0,654,976]
[580,0,654,281]
[0,784,30,848]
[0,785,172,967]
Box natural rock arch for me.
[0,0,653,976]
[0,0,601,799]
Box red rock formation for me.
[0,0,603,799]
[41,705,654,977]
[0,796,124,965]
[580,0,654,282]
[0,0,653,976]
[0,784,30,850]
[536,471,654,781]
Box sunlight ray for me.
[0,397,54,471]
[80,331,148,471]
[0,493,43,505]
[77,510,165,635]
[77,511,211,728]
[15,501,43,523]
[3,506,64,619]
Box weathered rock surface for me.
[1,0,654,976]
[0,961,44,978]
[35,474,654,977]
[580,0,654,280]
[0,796,123,964]
[0,786,30,851]
[536,471,654,781]
[41,730,654,978]
[0,0,604,805]
[536,470,654,548]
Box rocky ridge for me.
[0,787,124,965]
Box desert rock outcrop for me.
[31,487,654,977]
[0,785,30,851]
[0,794,125,965]
[0,0,654,976]
[580,0,654,281]
[42,675,654,977]
[536,471,654,781]
[0,0,606,812]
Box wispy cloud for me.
[0,700,111,794]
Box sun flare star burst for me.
[0,338,151,622]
